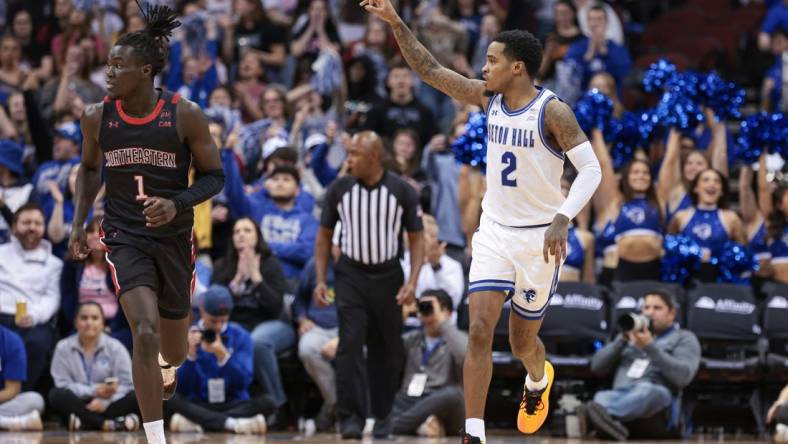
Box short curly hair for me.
[493,30,543,78]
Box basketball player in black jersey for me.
[68,4,225,443]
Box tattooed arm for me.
[361,0,488,109]
[544,98,589,152]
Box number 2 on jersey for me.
[134,175,149,201]
[501,152,517,187]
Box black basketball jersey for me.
[99,89,193,237]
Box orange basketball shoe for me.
[517,360,554,434]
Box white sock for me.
[224,418,238,432]
[525,368,548,391]
[143,420,166,444]
[465,418,486,441]
[0,415,16,429]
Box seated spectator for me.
[165,285,271,434]
[388,289,466,437]
[49,302,138,432]
[0,140,32,244]
[768,384,788,442]
[212,217,292,412]
[295,252,339,432]
[223,162,318,287]
[402,215,464,311]
[564,4,631,94]
[580,289,701,441]
[0,324,44,431]
[0,203,62,391]
[392,129,430,211]
[60,218,131,349]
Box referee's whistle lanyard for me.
[419,339,444,372]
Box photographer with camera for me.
[387,289,467,438]
[164,285,273,435]
[581,289,701,441]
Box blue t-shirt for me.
[0,325,27,389]
[564,37,632,92]
[762,4,788,33]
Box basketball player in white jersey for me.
[363,1,602,442]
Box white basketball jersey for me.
[482,87,566,227]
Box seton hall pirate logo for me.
[523,288,537,304]
[624,207,646,224]
[692,223,712,240]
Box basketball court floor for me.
[0,432,768,443]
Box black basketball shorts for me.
[99,224,195,320]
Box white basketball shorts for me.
[468,213,563,319]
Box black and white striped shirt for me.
[321,172,423,266]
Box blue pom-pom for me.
[661,234,703,284]
[710,241,758,285]
[609,112,642,170]
[655,90,705,130]
[733,112,787,164]
[643,59,678,93]
[574,89,614,136]
[451,112,488,171]
[698,72,745,121]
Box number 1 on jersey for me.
[134,175,148,201]
[501,152,517,187]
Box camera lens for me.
[417,300,433,316]
[202,329,217,343]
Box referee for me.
[314,131,425,439]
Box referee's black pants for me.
[334,256,405,426]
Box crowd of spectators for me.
[0,0,786,439]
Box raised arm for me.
[656,128,681,206]
[738,163,758,226]
[706,109,728,177]
[68,103,105,260]
[362,0,488,109]
[757,152,773,217]
[589,128,620,224]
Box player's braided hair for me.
[115,1,181,77]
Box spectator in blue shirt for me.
[564,3,631,93]
[31,122,81,221]
[759,0,788,51]
[165,285,272,434]
[0,324,44,431]
[223,158,319,287]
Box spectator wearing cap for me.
[31,123,81,222]
[0,140,33,244]
[564,3,631,96]
[0,324,45,431]
[223,146,319,286]
[48,301,138,432]
[165,285,272,434]
[0,203,62,391]
[388,289,466,438]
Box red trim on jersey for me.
[116,98,166,125]
[171,93,181,104]
[190,230,197,297]
[98,228,121,296]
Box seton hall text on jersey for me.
[487,123,536,148]
[104,147,177,169]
